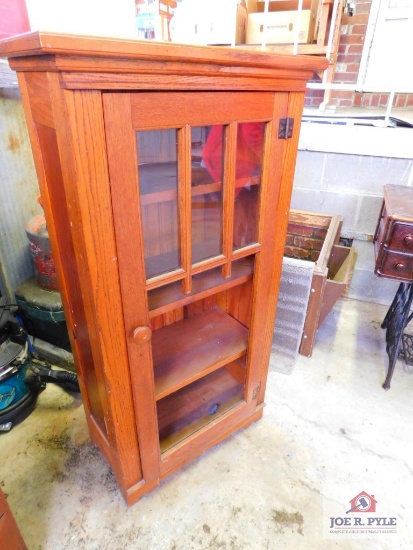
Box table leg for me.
[382,282,413,390]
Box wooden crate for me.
[285,209,356,357]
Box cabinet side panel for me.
[47,80,143,494]
[34,122,106,433]
[16,73,110,447]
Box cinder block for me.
[354,195,383,235]
[323,154,413,195]
[293,150,325,190]
[290,188,359,231]
[348,267,399,305]
[351,239,375,270]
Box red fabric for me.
[202,123,264,184]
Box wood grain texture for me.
[103,93,161,486]
[157,364,245,452]
[6,35,322,505]
[131,92,276,130]
[0,31,328,73]
[159,401,263,478]
[24,72,54,127]
[243,93,289,404]
[51,83,143,496]
[61,73,311,92]
[16,73,109,443]
[254,91,307,404]
[153,306,249,400]
[148,257,254,318]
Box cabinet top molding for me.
[0,32,328,76]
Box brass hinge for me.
[252,382,261,400]
[278,117,294,139]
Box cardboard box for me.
[170,0,247,45]
[246,9,315,44]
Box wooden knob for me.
[395,262,406,272]
[404,235,413,248]
[132,326,152,344]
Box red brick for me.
[293,236,324,251]
[332,90,354,99]
[351,24,368,35]
[348,44,363,54]
[355,2,372,15]
[334,72,358,83]
[337,54,361,64]
[370,94,380,107]
[338,44,347,55]
[346,63,361,73]
[284,246,312,260]
[338,99,353,107]
[361,94,371,107]
[396,94,407,108]
[310,250,321,262]
[379,94,390,107]
[354,92,362,106]
[338,34,365,46]
[287,223,313,237]
[406,95,413,107]
[314,228,328,239]
[285,234,295,245]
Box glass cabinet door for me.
[103,90,287,467]
[137,129,181,279]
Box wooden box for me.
[285,210,355,357]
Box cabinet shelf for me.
[157,363,245,453]
[152,306,249,400]
[148,256,254,317]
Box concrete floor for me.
[2,298,413,549]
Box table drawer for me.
[386,221,413,253]
[375,248,413,281]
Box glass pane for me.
[233,122,265,250]
[192,125,224,264]
[137,129,180,279]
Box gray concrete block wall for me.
[292,150,413,305]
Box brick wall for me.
[305,0,413,109]
[285,213,329,262]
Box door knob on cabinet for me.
[132,326,152,344]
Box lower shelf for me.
[157,362,245,453]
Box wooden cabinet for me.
[0,32,327,505]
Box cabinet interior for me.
[149,277,253,452]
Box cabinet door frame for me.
[103,90,291,480]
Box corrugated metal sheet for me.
[0,87,41,300]
[270,257,315,375]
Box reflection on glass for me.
[137,129,180,279]
[233,122,265,250]
[191,126,224,264]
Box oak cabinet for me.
[0,33,327,505]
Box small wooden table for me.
[374,184,413,389]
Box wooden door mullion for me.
[222,122,237,278]
[179,124,192,294]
